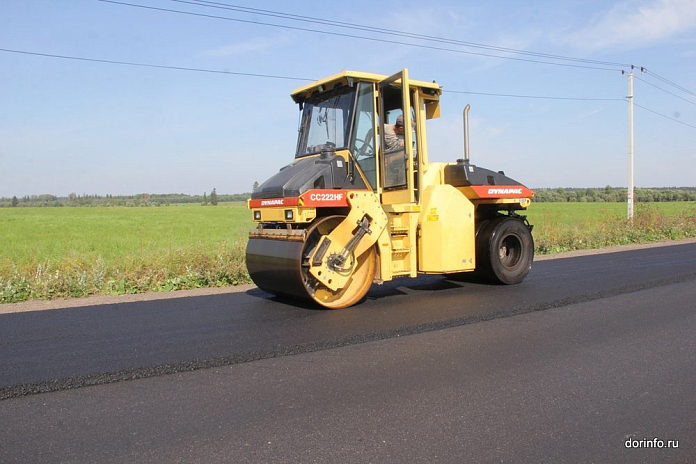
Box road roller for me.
[246,69,534,308]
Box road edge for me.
[2,237,696,314]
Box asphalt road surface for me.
[1,242,695,463]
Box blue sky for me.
[1,0,695,197]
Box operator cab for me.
[290,70,442,202]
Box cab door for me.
[379,69,416,206]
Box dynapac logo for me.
[488,188,522,195]
[261,199,285,206]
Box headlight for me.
[253,210,261,220]
[285,210,294,220]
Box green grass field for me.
[1,203,251,265]
[0,203,253,302]
[1,201,695,303]
[526,202,696,254]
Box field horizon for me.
[2,186,696,208]
[2,201,695,304]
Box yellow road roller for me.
[246,69,534,308]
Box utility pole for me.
[627,67,634,221]
[623,66,646,221]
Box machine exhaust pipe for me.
[463,104,471,163]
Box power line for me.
[106,0,696,117]
[633,102,696,129]
[635,75,696,106]
[643,69,696,98]
[179,0,696,109]
[0,47,314,81]
[0,47,624,103]
[444,89,623,102]
[3,48,694,131]
[97,0,623,72]
[180,0,631,69]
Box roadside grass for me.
[526,202,696,254]
[1,201,695,303]
[0,203,252,303]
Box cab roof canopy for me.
[290,70,442,104]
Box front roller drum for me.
[246,216,377,309]
[246,235,306,301]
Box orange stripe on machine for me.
[248,197,299,208]
[248,189,350,208]
[470,185,534,198]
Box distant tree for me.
[210,188,218,206]
[252,181,259,191]
[202,192,208,205]
[11,196,19,207]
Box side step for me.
[388,212,417,277]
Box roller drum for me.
[245,216,376,309]
[245,237,309,301]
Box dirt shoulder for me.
[0,283,257,315]
[3,237,696,315]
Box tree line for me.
[532,187,696,203]
[0,191,252,207]
[2,187,696,208]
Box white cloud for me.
[575,108,604,121]
[567,0,696,51]
[201,37,283,57]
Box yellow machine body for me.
[418,184,476,273]
[246,69,534,308]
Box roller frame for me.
[307,191,387,291]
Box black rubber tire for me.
[476,216,534,284]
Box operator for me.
[383,114,406,152]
